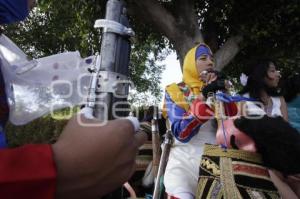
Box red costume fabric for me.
[0,144,56,199]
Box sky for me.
[159,51,182,97]
[150,51,182,108]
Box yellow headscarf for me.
[164,43,212,112]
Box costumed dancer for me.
[163,44,236,199]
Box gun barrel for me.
[93,0,132,120]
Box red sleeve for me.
[190,98,214,123]
[0,144,57,199]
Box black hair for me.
[239,59,280,101]
[282,73,300,102]
[142,106,166,136]
[142,106,154,122]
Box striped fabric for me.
[197,144,280,199]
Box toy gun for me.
[85,1,134,198]
[86,0,134,120]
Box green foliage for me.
[130,36,168,99]
[5,0,104,57]
[198,0,300,77]
[5,107,79,147]
[2,1,299,145]
[128,0,299,79]
[4,0,166,102]
[5,115,68,147]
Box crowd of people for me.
[0,0,299,199]
[163,44,300,199]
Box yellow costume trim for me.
[165,83,189,112]
[201,157,221,176]
[182,45,204,94]
[220,157,243,199]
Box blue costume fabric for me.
[0,0,29,24]
[0,0,30,147]
[288,96,300,133]
[0,2,58,198]
[164,44,213,143]
[0,62,8,148]
[165,89,203,143]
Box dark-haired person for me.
[238,59,298,198]
[240,59,288,120]
[196,59,284,198]
[0,0,147,198]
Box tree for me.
[126,0,299,74]
[4,0,299,99]
[4,0,166,101]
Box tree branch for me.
[214,35,243,70]
[126,0,180,42]
[175,0,202,41]
[126,0,203,66]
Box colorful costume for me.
[163,45,216,199]
[197,144,279,199]
[164,44,236,199]
[197,94,282,198]
[0,66,8,148]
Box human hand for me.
[200,70,229,99]
[199,70,218,84]
[201,79,226,99]
[52,114,145,199]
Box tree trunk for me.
[214,36,243,70]
[126,0,243,71]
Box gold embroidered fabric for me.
[203,144,263,164]
[196,144,280,199]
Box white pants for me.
[164,120,216,198]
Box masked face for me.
[196,54,214,75]
[195,45,215,83]
[0,0,30,24]
[195,45,214,73]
